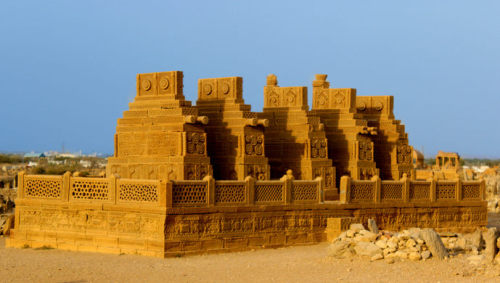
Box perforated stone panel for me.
[215,183,246,204]
[119,181,159,202]
[462,183,481,200]
[291,182,318,201]
[172,182,207,206]
[381,182,403,201]
[436,182,456,200]
[24,176,62,199]
[350,181,374,202]
[255,183,283,202]
[70,179,109,201]
[410,182,431,201]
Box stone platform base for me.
[7,201,487,257]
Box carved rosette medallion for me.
[245,135,264,156]
[186,132,205,155]
[358,141,373,161]
[311,139,327,158]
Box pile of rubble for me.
[328,220,500,265]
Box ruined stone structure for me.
[106,71,212,181]
[258,74,336,191]
[196,76,269,180]
[7,70,487,258]
[310,74,379,185]
[415,151,461,180]
[356,95,414,180]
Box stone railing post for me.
[372,175,381,203]
[204,175,215,206]
[245,175,255,205]
[158,180,167,208]
[480,179,486,201]
[456,179,462,201]
[315,176,324,203]
[401,173,410,203]
[280,170,293,204]
[17,171,25,199]
[110,174,118,204]
[429,178,436,202]
[62,171,71,202]
[339,175,351,204]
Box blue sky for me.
[1,1,499,158]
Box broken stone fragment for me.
[353,242,382,257]
[367,219,379,234]
[420,228,449,259]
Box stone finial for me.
[267,74,278,86]
[313,74,329,88]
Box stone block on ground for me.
[328,241,353,259]
[367,219,378,234]
[353,242,382,257]
[482,227,498,262]
[421,228,448,259]
[350,223,365,233]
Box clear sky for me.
[1,1,499,158]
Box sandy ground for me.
[1,237,500,283]
[0,213,499,283]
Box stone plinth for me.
[356,96,414,180]
[310,74,379,186]
[106,71,212,181]
[258,74,336,192]
[196,76,270,180]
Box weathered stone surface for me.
[370,253,384,261]
[354,242,382,257]
[408,252,421,261]
[367,219,379,234]
[482,227,498,262]
[328,241,353,259]
[421,250,431,260]
[350,224,365,232]
[421,228,448,259]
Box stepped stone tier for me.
[258,74,336,191]
[196,76,270,180]
[7,70,488,258]
[356,95,414,180]
[310,74,379,186]
[106,71,212,181]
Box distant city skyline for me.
[1,1,499,158]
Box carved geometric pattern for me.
[381,182,403,200]
[255,183,283,202]
[186,132,205,155]
[119,181,158,202]
[436,182,456,200]
[410,182,431,200]
[462,183,481,200]
[245,135,264,156]
[397,143,412,164]
[172,182,207,206]
[215,183,246,203]
[350,181,374,202]
[71,179,109,200]
[358,141,373,161]
[291,182,318,201]
[24,176,62,199]
[311,139,327,158]
[246,165,267,180]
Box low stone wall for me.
[7,172,487,257]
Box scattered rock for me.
[385,258,395,264]
[467,254,485,266]
[375,239,387,249]
[354,242,382,257]
[350,223,365,233]
[421,250,431,260]
[409,252,422,261]
[370,253,383,261]
[421,228,448,259]
[328,241,353,259]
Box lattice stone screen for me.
[70,177,110,201]
[409,181,431,201]
[436,181,456,200]
[255,181,283,203]
[381,181,403,201]
[215,181,246,204]
[118,179,159,203]
[462,182,481,200]
[350,181,374,202]
[24,175,63,199]
[291,181,318,202]
[172,181,207,206]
